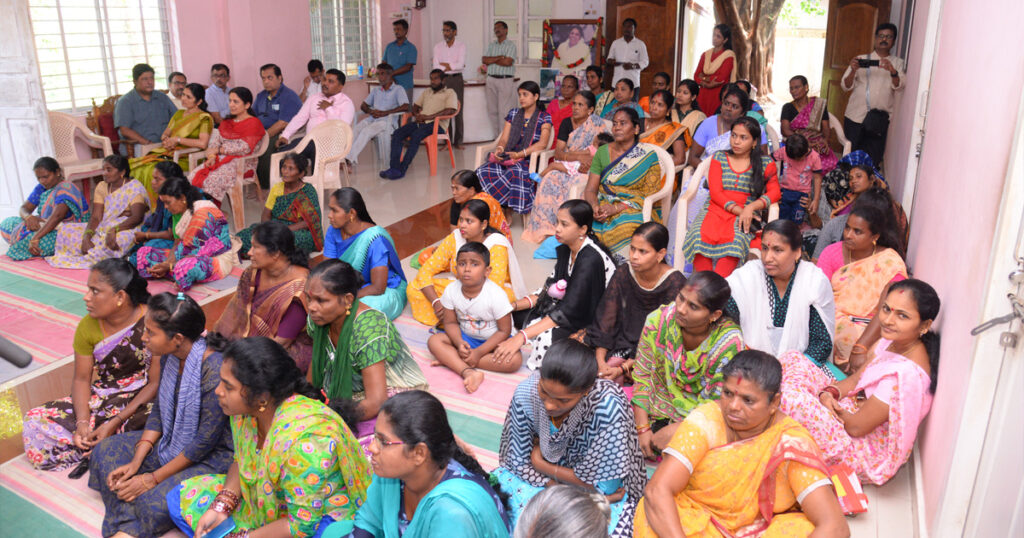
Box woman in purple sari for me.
[780,76,838,174]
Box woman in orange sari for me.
[694,25,737,116]
[189,87,266,202]
[640,90,690,167]
[635,350,849,538]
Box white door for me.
[0,0,53,222]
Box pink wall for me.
[378,0,429,78]
[173,0,312,97]
[902,0,1024,531]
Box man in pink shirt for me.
[276,68,355,167]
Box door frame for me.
[930,86,1024,537]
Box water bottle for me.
[357,62,364,79]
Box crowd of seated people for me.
[3,16,943,538]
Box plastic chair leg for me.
[426,136,438,177]
[447,140,455,168]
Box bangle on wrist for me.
[431,298,441,307]
[852,343,868,354]
[819,385,841,400]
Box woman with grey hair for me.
[514,484,611,538]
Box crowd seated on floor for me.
[3,17,940,538]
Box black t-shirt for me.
[780,102,799,123]
[557,117,574,143]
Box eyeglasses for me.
[371,433,405,448]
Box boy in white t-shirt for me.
[427,242,519,393]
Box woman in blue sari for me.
[494,339,647,538]
[127,161,181,266]
[599,79,647,122]
[348,390,511,537]
[1,157,88,260]
[323,187,407,320]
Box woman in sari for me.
[640,90,690,166]
[236,152,322,258]
[305,260,428,421]
[780,279,940,485]
[586,223,685,385]
[128,161,183,267]
[494,339,647,538]
[693,24,737,115]
[600,79,647,120]
[523,90,609,243]
[22,259,156,473]
[349,391,511,537]
[130,83,213,200]
[585,107,664,253]
[671,80,707,143]
[170,337,371,537]
[477,81,553,214]
[725,220,838,375]
[449,170,512,242]
[682,117,779,276]
[544,75,579,149]
[47,154,148,269]
[635,350,849,537]
[324,188,408,321]
[587,66,615,118]
[631,271,743,459]
[214,221,313,370]
[781,75,838,175]
[189,87,266,202]
[1,157,88,261]
[817,205,907,369]
[136,177,239,290]
[409,200,526,326]
[495,201,617,369]
[90,293,232,538]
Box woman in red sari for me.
[189,87,266,201]
[544,75,579,149]
[694,24,737,116]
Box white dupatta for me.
[727,260,835,356]
[454,229,529,299]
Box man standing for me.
[433,21,466,149]
[253,64,303,189]
[380,69,457,180]
[347,63,409,169]
[605,18,648,99]
[206,64,232,125]
[482,21,517,137]
[841,22,905,165]
[300,59,324,103]
[277,69,355,167]
[113,63,178,156]
[167,71,186,109]
[383,19,417,103]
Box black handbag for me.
[862,109,890,138]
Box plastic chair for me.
[370,112,406,169]
[641,145,679,222]
[48,111,113,200]
[190,131,270,231]
[269,120,353,215]
[399,102,460,177]
[828,112,853,156]
[765,123,782,155]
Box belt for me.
[445,72,463,77]
[488,75,513,79]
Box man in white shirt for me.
[276,68,355,168]
[347,63,410,169]
[433,20,466,148]
[840,22,905,165]
[300,59,324,103]
[167,72,186,109]
[605,18,649,100]
[206,64,231,125]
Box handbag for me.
[861,109,890,138]
[488,152,523,167]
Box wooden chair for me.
[269,120,353,216]
[48,111,113,200]
[400,102,460,177]
[190,132,270,231]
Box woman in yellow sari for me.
[640,90,690,168]
[130,83,213,200]
[635,350,849,538]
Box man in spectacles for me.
[840,22,905,165]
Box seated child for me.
[537,132,614,179]
[773,133,822,224]
[427,241,521,393]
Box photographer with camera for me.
[841,22,905,166]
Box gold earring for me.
[118,300,123,307]
[258,401,267,413]
[345,303,351,316]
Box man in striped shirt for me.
[481,21,518,138]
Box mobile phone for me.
[204,517,237,538]
[857,59,880,68]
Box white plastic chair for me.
[269,120,353,215]
[641,145,679,222]
[765,123,782,155]
[48,111,113,198]
[369,112,406,169]
[190,131,270,231]
[828,112,853,156]
[531,118,614,175]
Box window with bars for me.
[492,0,552,63]
[28,0,173,113]
[310,0,379,77]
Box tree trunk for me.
[713,0,786,100]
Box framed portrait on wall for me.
[542,19,605,79]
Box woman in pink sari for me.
[778,279,940,485]
[781,75,838,174]
[189,87,266,201]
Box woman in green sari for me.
[322,187,407,321]
[130,83,213,200]
[236,152,323,258]
[585,107,664,253]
